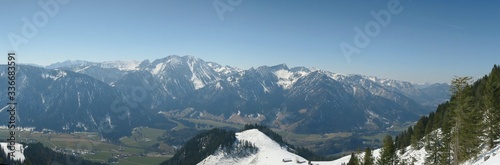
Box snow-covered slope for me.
[311,149,381,165]
[316,135,500,165]
[467,145,500,165]
[0,142,25,163]
[198,129,308,165]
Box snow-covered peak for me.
[146,55,221,90]
[46,59,141,71]
[45,60,94,69]
[273,68,311,89]
[207,62,241,76]
[198,129,308,165]
[100,60,140,71]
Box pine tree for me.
[411,117,427,149]
[483,67,500,149]
[449,76,481,164]
[363,147,374,165]
[347,153,359,165]
[377,135,396,165]
[438,101,453,165]
[424,112,435,135]
[424,130,442,165]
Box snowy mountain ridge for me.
[0,55,451,143]
[197,129,308,165]
[46,60,141,71]
[34,55,452,137]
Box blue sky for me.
[1,0,499,83]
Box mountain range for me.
[0,55,450,139]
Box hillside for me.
[198,129,307,165]
[319,137,500,165]
[325,65,500,165]
[161,125,326,165]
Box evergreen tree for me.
[363,147,374,165]
[449,76,481,164]
[411,117,428,149]
[424,112,435,135]
[424,130,442,165]
[377,135,396,165]
[483,66,500,149]
[439,113,452,165]
[347,153,359,165]
[393,66,500,165]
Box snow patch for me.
[0,143,26,163]
[152,62,165,75]
[467,143,500,165]
[41,70,67,80]
[215,82,223,90]
[188,59,205,90]
[274,69,309,89]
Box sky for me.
[1,0,499,83]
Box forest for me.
[348,65,500,165]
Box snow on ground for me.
[313,141,500,165]
[399,145,427,165]
[0,142,25,163]
[198,129,308,165]
[198,128,500,165]
[467,145,500,165]
[311,149,381,165]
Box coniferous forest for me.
[346,65,500,165]
[386,65,500,164]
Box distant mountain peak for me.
[22,55,451,141]
[45,60,95,69]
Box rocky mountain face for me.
[1,55,450,138]
[0,65,173,139]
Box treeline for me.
[390,65,500,164]
[160,128,236,165]
[0,143,106,165]
[345,65,500,165]
[344,147,375,165]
